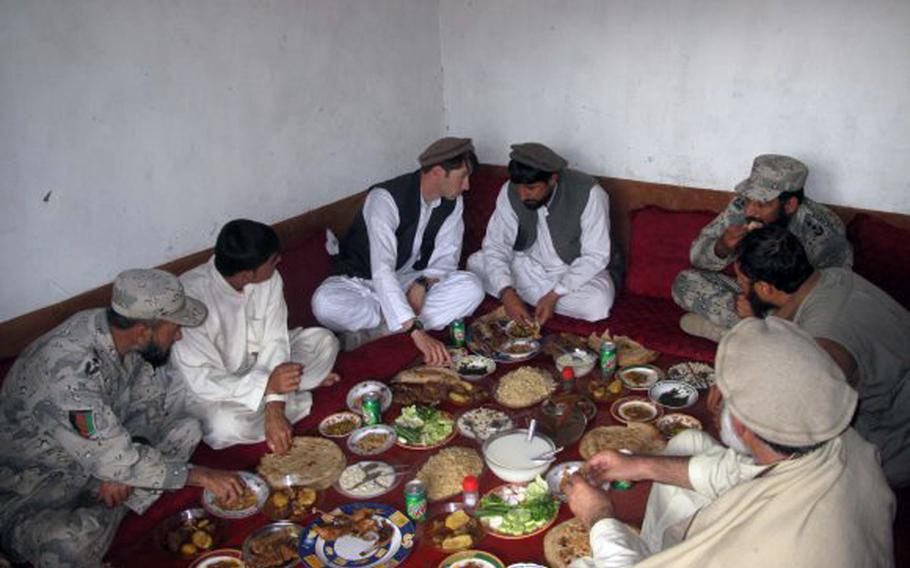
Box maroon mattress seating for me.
[2,168,909,565]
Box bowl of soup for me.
[481,428,556,483]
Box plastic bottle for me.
[560,366,575,393]
[462,475,479,508]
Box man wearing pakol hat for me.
[672,154,851,342]
[564,317,894,568]
[0,269,246,568]
[467,142,614,325]
[312,137,484,365]
[736,224,910,486]
[168,220,341,455]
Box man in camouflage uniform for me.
[672,154,852,341]
[0,269,245,568]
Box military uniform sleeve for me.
[798,202,854,270]
[481,182,521,296]
[689,198,746,271]
[37,355,188,490]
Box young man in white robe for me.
[311,137,485,365]
[168,220,340,454]
[467,142,614,326]
[564,317,894,568]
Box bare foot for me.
[319,372,341,388]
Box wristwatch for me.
[408,319,425,333]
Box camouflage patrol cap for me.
[418,137,475,168]
[509,142,568,172]
[735,154,808,202]
[111,269,207,326]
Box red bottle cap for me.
[462,475,478,492]
[561,366,575,380]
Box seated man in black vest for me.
[311,137,485,364]
[468,143,614,325]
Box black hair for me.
[777,188,805,205]
[106,307,155,330]
[757,433,825,457]
[507,160,553,185]
[420,151,478,175]
[737,225,813,293]
[214,219,281,277]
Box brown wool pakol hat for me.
[509,142,568,172]
[418,137,474,168]
[715,317,857,447]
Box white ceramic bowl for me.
[554,349,596,378]
[481,428,555,483]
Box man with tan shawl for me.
[565,317,894,567]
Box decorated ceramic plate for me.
[648,381,699,410]
[476,482,559,539]
[609,396,663,424]
[335,461,400,499]
[394,408,456,450]
[242,521,302,568]
[298,502,416,568]
[202,471,269,520]
[347,425,396,456]
[438,549,505,568]
[654,413,703,438]
[667,361,715,389]
[457,407,514,441]
[617,365,662,390]
[494,339,542,363]
[188,548,244,568]
[456,354,497,381]
[318,411,363,438]
[346,381,393,415]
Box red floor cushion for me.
[279,229,332,329]
[848,213,910,309]
[461,169,509,264]
[625,206,716,300]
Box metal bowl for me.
[153,507,225,559]
[242,521,303,568]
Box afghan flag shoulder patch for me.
[68,410,97,439]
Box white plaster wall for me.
[0,0,444,322]
[440,0,910,213]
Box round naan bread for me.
[257,436,345,490]
[579,423,666,460]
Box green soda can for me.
[404,479,428,522]
[599,341,618,378]
[451,318,467,347]
[361,392,382,426]
[611,449,634,490]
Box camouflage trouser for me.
[3,417,201,568]
[671,269,741,329]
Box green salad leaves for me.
[475,477,559,535]
[394,405,453,446]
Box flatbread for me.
[544,518,592,568]
[392,366,462,385]
[588,331,660,367]
[257,436,345,490]
[579,423,666,460]
[416,446,484,501]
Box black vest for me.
[333,171,456,279]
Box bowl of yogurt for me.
[481,428,556,483]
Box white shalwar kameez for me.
[312,189,484,333]
[168,258,339,449]
[467,182,615,321]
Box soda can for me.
[361,392,382,426]
[599,341,618,377]
[451,318,467,347]
[404,479,428,522]
[611,448,634,490]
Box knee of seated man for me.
[671,270,699,305]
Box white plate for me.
[457,407,513,441]
[347,425,396,456]
[545,461,610,502]
[202,471,269,519]
[318,411,363,438]
[618,365,662,390]
[456,354,497,381]
[346,381,393,416]
[667,361,715,389]
[494,339,541,363]
[335,461,399,499]
[649,381,699,410]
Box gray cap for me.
[509,142,568,172]
[715,317,856,447]
[418,137,474,168]
[111,269,207,327]
[735,154,808,202]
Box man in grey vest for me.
[0,269,245,568]
[312,137,485,365]
[468,143,614,325]
[672,154,851,342]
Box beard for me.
[521,186,554,210]
[139,341,171,368]
[720,403,753,456]
[745,202,791,229]
[746,284,776,318]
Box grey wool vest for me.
[507,168,596,265]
